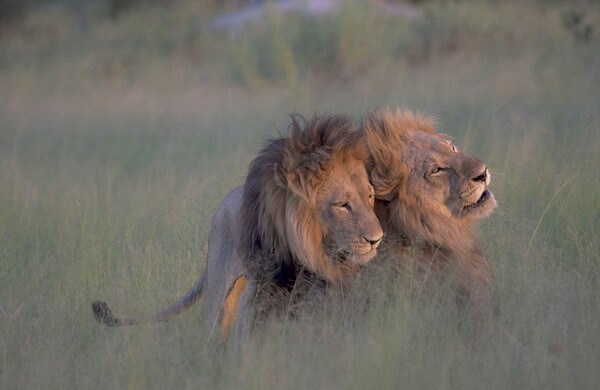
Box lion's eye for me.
[334,201,351,211]
[429,166,448,176]
[450,143,458,152]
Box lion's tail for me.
[91,273,206,327]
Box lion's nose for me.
[364,234,383,249]
[471,166,488,183]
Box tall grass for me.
[1,1,599,388]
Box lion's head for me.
[364,107,496,254]
[241,114,383,287]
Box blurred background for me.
[1,0,599,388]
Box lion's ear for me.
[370,167,400,201]
[275,158,312,199]
[284,169,315,200]
[274,162,313,196]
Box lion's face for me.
[364,108,497,250]
[315,156,383,266]
[403,132,497,222]
[285,154,384,277]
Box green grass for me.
[1,1,599,388]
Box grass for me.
[1,0,599,388]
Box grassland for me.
[1,1,599,388]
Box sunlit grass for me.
[1,0,599,388]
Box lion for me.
[92,114,383,344]
[363,107,497,313]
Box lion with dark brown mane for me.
[92,114,383,344]
[363,107,497,313]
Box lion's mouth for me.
[475,189,490,205]
[462,189,496,216]
[464,189,489,209]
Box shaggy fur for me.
[364,107,497,311]
[241,114,381,287]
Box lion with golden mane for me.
[92,114,383,343]
[364,107,497,313]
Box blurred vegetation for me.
[0,0,26,26]
[0,0,599,389]
[0,0,596,86]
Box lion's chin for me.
[462,189,497,218]
[346,249,378,266]
[336,248,378,266]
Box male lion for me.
[92,114,383,343]
[363,107,497,313]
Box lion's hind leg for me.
[219,275,248,344]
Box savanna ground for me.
[1,0,599,388]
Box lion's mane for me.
[240,114,370,287]
[364,108,493,309]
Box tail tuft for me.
[91,300,122,326]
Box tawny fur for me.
[241,114,378,287]
[364,107,497,312]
